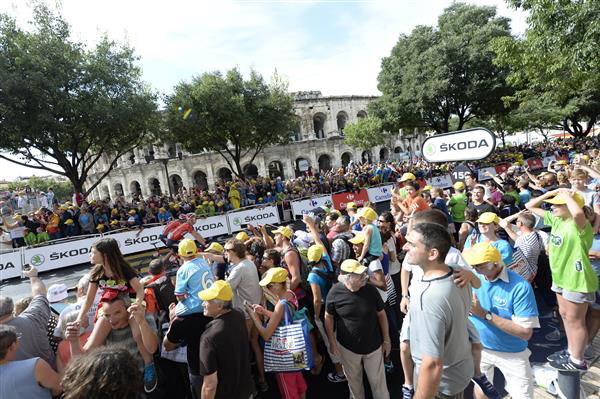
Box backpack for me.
[333,234,355,263]
[282,245,312,293]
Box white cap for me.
[47,283,68,303]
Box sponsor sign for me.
[367,185,394,203]
[0,249,22,280]
[116,225,166,255]
[22,236,99,273]
[425,174,453,188]
[332,189,369,210]
[290,195,333,217]
[527,158,544,170]
[190,215,229,239]
[422,128,496,163]
[477,167,496,181]
[494,163,511,175]
[450,164,473,183]
[228,205,280,232]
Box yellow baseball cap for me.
[453,181,465,190]
[307,245,324,263]
[206,242,224,254]
[110,220,119,225]
[272,225,293,239]
[348,232,366,245]
[198,280,233,301]
[65,219,74,225]
[556,160,568,166]
[236,231,249,241]
[159,207,166,212]
[340,259,367,274]
[356,207,377,222]
[422,185,432,191]
[400,173,416,182]
[346,202,357,210]
[128,210,136,215]
[178,238,198,257]
[544,192,585,208]
[476,212,500,224]
[259,267,289,286]
[462,242,502,266]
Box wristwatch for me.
[484,312,493,321]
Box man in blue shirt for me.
[463,242,539,399]
[174,239,215,317]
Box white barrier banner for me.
[190,215,229,239]
[542,155,556,167]
[426,175,453,188]
[117,225,166,255]
[23,236,100,273]
[228,205,280,232]
[478,167,496,181]
[291,195,333,217]
[0,249,22,280]
[367,185,394,203]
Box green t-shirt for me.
[544,211,596,293]
[506,190,520,206]
[449,193,468,222]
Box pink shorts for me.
[275,371,307,399]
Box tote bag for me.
[263,301,314,373]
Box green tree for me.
[493,0,600,138]
[164,69,297,179]
[375,3,513,134]
[0,4,160,196]
[343,117,385,150]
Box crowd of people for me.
[1,141,600,399]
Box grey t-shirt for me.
[226,259,262,316]
[8,295,54,368]
[408,267,473,396]
[106,314,157,371]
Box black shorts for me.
[160,235,178,252]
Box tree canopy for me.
[374,3,513,134]
[343,117,385,150]
[0,4,160,195]
[492,0,600,138]
[164,68,297,179]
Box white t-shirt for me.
[402,246,470,282]
[367,259,391,303]
[0,231,12,252]
[386,237,401,275]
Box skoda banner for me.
[291,195,333,217]
[228,205,280,232]
[116,225,166,255]
[0,249,22,280]
[22,236,99,273]
[190,215,229,238]
[422,128,496,163]
[367,185,394,203]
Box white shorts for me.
[480,348,534,399]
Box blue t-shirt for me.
[464,235,514,266]
[470,269,539,353]
[174,257,214,316]
[519,190,531,208]
[307,254,334,303]
[432,198,452,223]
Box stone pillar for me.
[332,143,342,169]
[256,155,267,178]
[205,161,216,191]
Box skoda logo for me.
[425,143,436,156]
[31,254,45,267]
[233,217,242,226]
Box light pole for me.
[404,132,415,167]
[159,158,172,197]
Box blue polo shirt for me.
[174,257,214,316]
[469,268,538,353]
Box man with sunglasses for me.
[463,242,539,399]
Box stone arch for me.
[101,185,110,199]
[341,152,353,168]
[394,146,403,154]
[318,154,332,172]
[130,180,142,197]
[171,174,183,193]
[217,167,232,182]
[268,161,285,179]
[149,178,162,196]
[243,163,259,179]
[193,170,208,191]
[166,143,176,158]
[379,147,389,162]
[357,110,367,119]
[114,183,124,197]
[313,112,326,139]
[361,150,372,164]
[336,111,348,132]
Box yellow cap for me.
[203,201,208,205]
[544,192,585,208]
[307,245,324,263]
[422,185,432,191]
[356,207,377,222]
[209,201,214,205]
[582,155,590,161]
[236,231,249,241]
[59,206,68,211]
[340,259,367,274]
[65,219,74,225]
[206,242,224,254]
[178,238,198,257]
[346,202,357,210]
[217,201,223,206]
[348,232,366,245]
[111,208,118,214]
[453,181,465,190]
[272,225,293,239]
[556,160,568,166]
[198,280,233,301]
[128,210,136,215]
[259,267,289,286]
[462,242,502,266]
[97,224,105,229]
[196,205,203,209]
[476,212,500,224]
[400,173,416,182]
[159,207,166,212]
[110,220,119,225]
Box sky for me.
[0,0,528,180]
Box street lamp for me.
[403,132,415,167]
[146,155,172,197]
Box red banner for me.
[495,163,510,175]
[555,154,568,162]
[527,158,544,170]
[333,189,370,210]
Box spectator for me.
[399,181,430,215]
[449,181,468,233]
[463,242,539,398]
[468,185,497,215]
[173,239,214,317]
[0,324,62,398]
[464,212,514,267]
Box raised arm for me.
[525,189,558,218]
[23,266,46,297]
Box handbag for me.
[263,300,314,373]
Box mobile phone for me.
[22,263,31,272]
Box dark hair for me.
[90,238,137,282]
[412,209,448,227]
[412,223,452,261]
[61,347,142,399]
[264,249,281,267]
[407,181,421,191]
[326,212,339,222]
[466,172,477,180]
[248,240,265,259]
[0,324,18,360]
[501,194,516,206]
[148,259,165,276]
[464,206,479,222]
